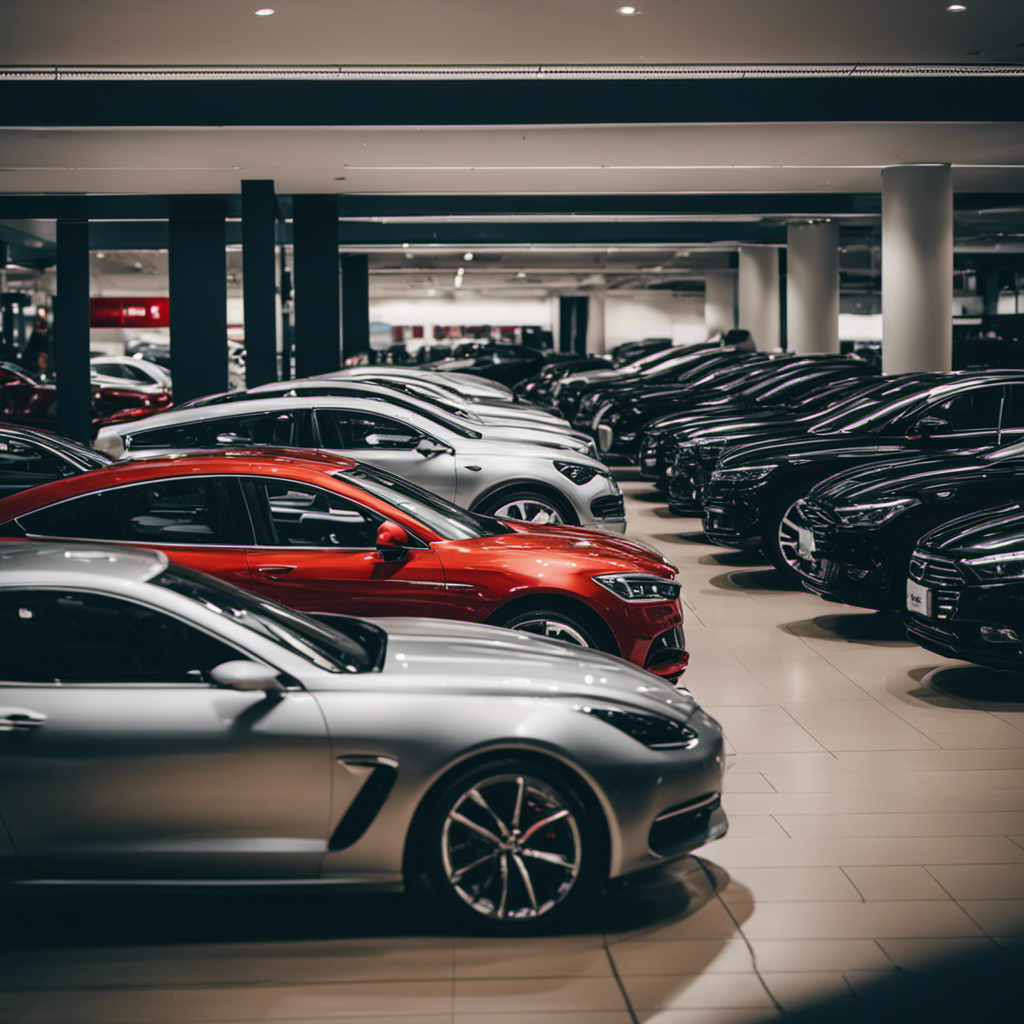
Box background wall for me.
[602,292,706,351]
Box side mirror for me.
[209,660,284,692]
[215,432,250,446]
[908,416,950,439]
[415,437,450,457]
[376,519,409,561]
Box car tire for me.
[496,606,604,650]
[473,489,576,527]
[425,758,602,934]
[762,483,817,587]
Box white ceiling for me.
[1,0,1021,67]
[2,122,1024,195]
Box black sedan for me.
[610,337,673,366]
[424,343,558,387]
[699,371,1024,580]
[790,443,1024,612]
[904,502,1024,673]
[514,356,611,405]
[0,424,112,498]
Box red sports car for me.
[0,449,688,678]
[0,361,171,434]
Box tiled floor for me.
[1,470,1021,1023]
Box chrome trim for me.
[653,792,721,823]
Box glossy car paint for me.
[0,425,112,498]
[90,355,174,392]
[0,451,673,669]
[904,502,1024,671]
[94,395,625,532]
[0,543,726,890]
[333,366,515,402]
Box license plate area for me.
[906,579,932,617]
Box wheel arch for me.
[485,592,619,657]
[468,479,579,525]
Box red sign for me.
[90,297,170,328]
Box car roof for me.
[0,540,168,585]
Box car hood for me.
[808,450,1016,505]
[455,439,606,469]
[476,423,591,453]
[475,407,568,427]
[716,432,904,469]
[372,617,696,718]
[920,502,1024,554]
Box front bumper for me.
[702,504,761,548]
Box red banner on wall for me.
[90,297,170,328]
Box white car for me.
[90,355,173,392]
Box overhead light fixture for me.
[616,5,640,14]
[516,272,527,278]
[463,252,474,261]
[255,8,275,15]
[95,252,105,259]
[947,3,966,10]
[402,243,410,248]
[405,252,414,259]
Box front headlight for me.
[555,460,601,485]
[963,551,1024,582]
[594,573,681,602]
[833,497,919,527]
[711,465,776,483]
[576,704,698,749]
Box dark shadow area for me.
[612,467,645,482]
[698,549,766,567]
[650,530,709,545]
[916,663,1024,709]
[784,611,912,645]
[710,567,803,592]
[624,488,669,504]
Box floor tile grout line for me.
[777,704,841,759]
[770,814,792,838]
[602,933,640,1024]
[838,865,867,903]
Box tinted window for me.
[128,422,209,450]
[250,479,382,548]
[316,409,423,450]
[0,590,245,684]
[923,386,1004,434]
[113,478,240,545]
[19,490,122,540]
[0,439,73,497]
[998,385,1024,435]
[209,410,297,446]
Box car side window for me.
[210,410,297,447]
[925,386,1005,434]
[248,479,382,548]
[0,590,247,684]
[111,477,241,545]
[998,385,1024,440]
[315,409,423,450]
[18,490,123,540]
[128,422,209,450]
[0,439,73,496]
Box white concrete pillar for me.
[586,290,606,354]
[704,272,736,336]
[738,246,781,351]
[881,164,953,373]
[786,222,840,354]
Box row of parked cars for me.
[0,349,726,931]
[533,340,1024,675]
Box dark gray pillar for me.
[241,180,278,387]
[341,254,370,362]
[168,211,228,402]
[292,195,340,377]
[54,220,92,444]
[558,296,589,354]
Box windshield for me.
[810,377,940,434]
[374,379,484,423]
[339,463,508,540]
[154,564,373,673]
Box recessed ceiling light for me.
[516,272,527,278]
[405,252,414,259]
[95,252,105,259]
[402,243,410,248]
[255,8,275,16]
[947,4,966,10]
[616,6,640,14]
[463,252,474,261]
[428,289,436,296]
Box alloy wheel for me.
[492,498,565,525]
[508,617,593,647]
[440,774,582,921]
[777,498,808,576]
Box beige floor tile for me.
[773,810,1024,839]
[723,789,1024,814]
[956,899,1024,937]
[454,937,610,979]
[725,899,982,940]
[623,972,774,1010]
[722,772,777,794]
[635,1011,781,1024]
[721,815,790,838]
[759,971,853,1011]
[760,768,1024,793]
[877,936,999,970]
[782,702,939,752]
[455,1014,632,1024]
[609,897,741,942]
[454,976,626,1015]
[707,706,829,754]
[719,867,861,903]
[841,865,950,901]
[609,939,754,976]
[748,939,893,972]
[925,863,1024,900]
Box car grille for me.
[649,793,721,858]
[646,625,685,661]
[590,494,625,519]
[908,550,964,621]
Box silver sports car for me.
[94,394,625,532]
[0,543,727,931]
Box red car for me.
[0,449,688,678]
[0,361,171,435]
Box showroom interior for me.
[1,3,1024,1023]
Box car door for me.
[997,384,1024,447]
[240,477,449,619]
[0,587,331,879]
[904,384,1008,450]
[14,476,253,590]
[312,407,459,502]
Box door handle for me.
[0,709,47,732]
[256,565,297,577]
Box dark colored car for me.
[591,356,877,460]
[610,337,673,366]
[0,424,112,498]
[514,357,611,405]
[424,343,560,387]
[904,502,1024,672]
[661,374,948,509]
[789,441,1024,611]
[699,372,1024,579]
[0,361,172,436]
